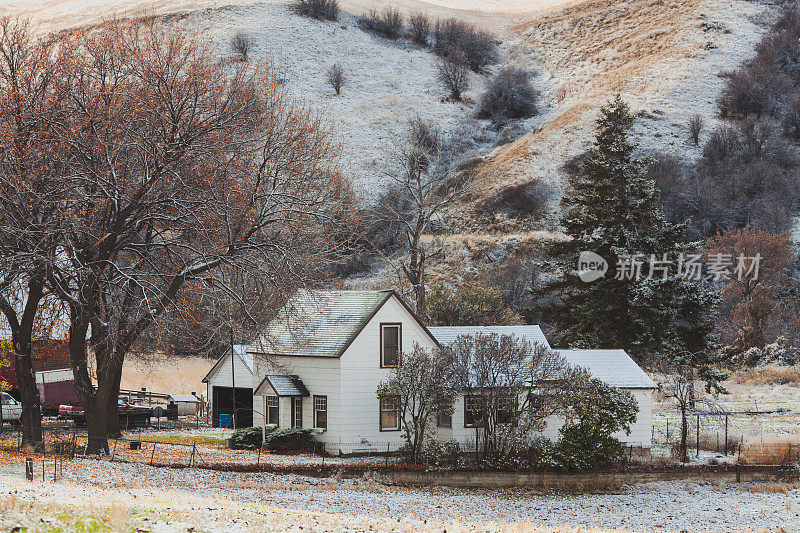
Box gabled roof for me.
[168,394,200,403]
[429,325,551,350]
[255,375,310,397]
[429,326,655,390]
[201,344,253,384]
[556,349,656,389]
[249,289,434,358]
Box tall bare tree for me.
[378,118,472,317]
[0,17,68,447]
[0,20,358,452]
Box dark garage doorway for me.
[212,386,253,428]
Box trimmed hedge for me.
[263,428,318,453]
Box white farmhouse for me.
[247,289,657,454]
[249,289,439,454]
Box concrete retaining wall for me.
[379,467,800,490]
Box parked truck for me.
[59,398,153,428]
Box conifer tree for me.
[531,96,719,369]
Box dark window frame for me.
[380,323,402,368]
[291,396,303,428]
[496,395,517,425]
[464,394,485,428]
[379,395,401,432]
[314,395,328,430]
[266,395,279,426]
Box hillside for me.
[1,0,775,289]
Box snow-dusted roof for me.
[255,375,310,397]
[232,344,253,373]
[201,343,253,384]
[428,325,551,350]
[556,349,657,389]
[168,394,200,403]
[249,290,400,358]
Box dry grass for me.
[742,482,800,494]
[730,365,800,387]
[515,0,703,96]
[739,441,800,466]
[116,354,212,397]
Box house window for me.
[379,395,400,431]
[314,395,327,430]
[437,412,452,428]
[496,395,516,424]
[380,324,401,367]
[464,395,484,428]
[292,397,303,428]
[266,395,279,426]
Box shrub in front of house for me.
[400,438,460,467]
[263,428,318,453]
[229,427,273,450]
[554,379,638,470]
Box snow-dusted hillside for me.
[171,3,490,197]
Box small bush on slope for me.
[433,19,498,73]
[264,428,318,453]
[477,67,540,123]
[358,8,404,40]
[292,0,339,21]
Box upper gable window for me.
[380,323,401,367]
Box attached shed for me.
[167,394,201,416]
[202,344,254,428]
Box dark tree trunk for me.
[7,277,46,449]
[13,337,42,449]
[102,353,125,438]
[69,309,109,455]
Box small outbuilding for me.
[202,344,254,428]
[167,394,201,416]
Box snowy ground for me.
[0,458,798,532]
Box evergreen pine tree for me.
[531,96,718,364]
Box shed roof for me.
[249,290,397,358]
[255,375,310,397]
[168,394,200,403]
[556,349,656,389]
[429,325,551,349]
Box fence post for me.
[257,445,261,469]
[150,443,157,466]
[384,442,390,468]
[724,415,729,456]
[190,439,196,468]
[25,457,33,481]
[696,414,700,457]
[666,418,669,441]
[111,439,118,461]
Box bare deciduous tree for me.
[2,20,356,452]
[230,31,253,61]
[377,344,457,463]
[449,333,587,465]
[326,63,345,95]
[0,16,66,447]
[688,113,703,146]
[436,52,468,101]
[377,118,471,317]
